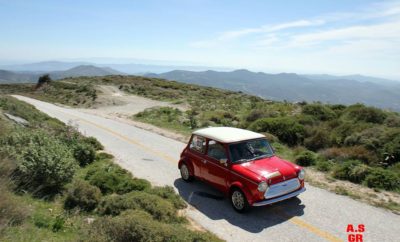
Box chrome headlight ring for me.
[298,169,305,180]
[257,181,269,192]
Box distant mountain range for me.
[1,61,400,111]
[0,65,123,83]
[146,70,400,111]
[0,61,230,74]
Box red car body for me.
[178,127,305,211]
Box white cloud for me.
[189,19,324,48]
[187,1,400,78]
[289,20,400,47]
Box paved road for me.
[15,95,400,242]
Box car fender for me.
[229,181,254,205]
[178,158,194,176]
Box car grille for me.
[264,178,300,199]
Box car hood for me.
[231,156,299,183]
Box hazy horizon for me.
[1,58,400,81]
[1,0,400,79]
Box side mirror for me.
[219,158,228,166]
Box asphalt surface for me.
[14,95,400,242]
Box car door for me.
[203,139,230,191]
[187,135,207,178]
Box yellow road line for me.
[289,217,343,242]
[55,107,343,242]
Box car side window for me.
[207,140,227,161]
[190,135,206,153]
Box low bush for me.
[319,146,379,165]
[73,143,96,166]
[82,136,104,150]
[382,136,400,167]
[332,160,370,184]
[249,117,305,146]
[1,130,77,195]
[315,159,334,172]
[304,128,331,151]
[32,212,65,232]
[364,168,400,191]
[148,186,187,209]
[89,210,222,242]
[346,104,387,124]
[348,164,372,183]
[65,180,102,211]
[32,213,52,229]
[85,161,151,194]
[96,152,114,160]
[302,104,336,121]
[295,151,316,166]
[97,191,182,223]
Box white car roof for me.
[192,127,265,143]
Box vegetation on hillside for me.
[0,96,221,241]
[1,75,399,194]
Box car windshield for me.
[229,138,274,163]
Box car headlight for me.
[298,169,305,180]
[257,181,268,192]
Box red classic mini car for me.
[178,127,306,212]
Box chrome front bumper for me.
[252,187,306,207]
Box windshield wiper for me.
[248,154,274,161]
[234,158,249,163]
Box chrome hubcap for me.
[232,191,244,210]
[180,164,189,180]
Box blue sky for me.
[0,0,399,78]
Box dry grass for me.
[305,167,400,214]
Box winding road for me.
[14,95,400,242]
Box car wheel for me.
[230,188,249,213]
[180,163,193,182]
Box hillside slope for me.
[147,70,400,111]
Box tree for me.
[36,74,52,89]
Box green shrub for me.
[148,186,187,209]
[364,168,400,191]
[302,104,336,121]
[82,136,104,150]
[249,117,305,146]
[33,213,52,228]
[319,146,378,165]
[332,160,362,181]
[315,159,334,172]
[85,161,151,194]
[295,151,316,166]
[1,130,77,194]
[73,143,96,166]
[32,213,65,232]
[96,152,114,160]
[52,215,65,232]
[245,109,279,124]
[89,210,222,242]
[348,164,372,183]
[97,191,181,223]
[346,104,387,124]
[382,136,400,166]
[65,180,102,211]
[304,128,331,151]
[389,163,400,173]
[384,115,400,127]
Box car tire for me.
[180,163,193,182]
[230,187,249,213]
